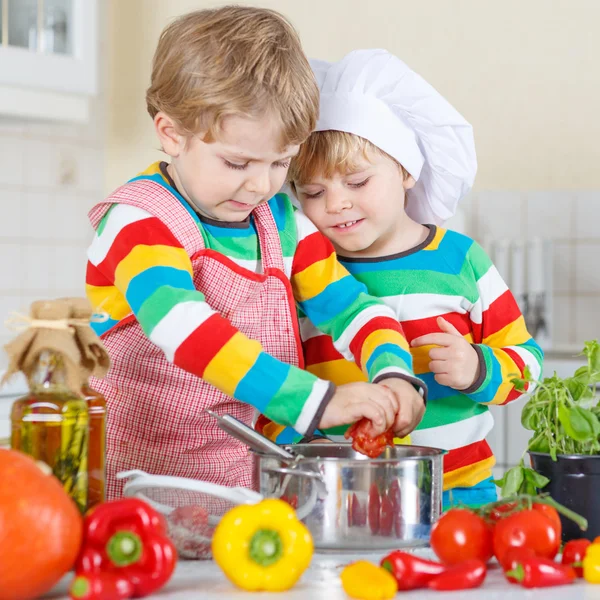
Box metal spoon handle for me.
[206,410,297,460]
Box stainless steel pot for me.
[253,443,445,551]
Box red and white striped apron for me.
[88,178,303,499]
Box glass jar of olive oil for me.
[11,349,89,512]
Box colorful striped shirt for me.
[294,225,543,489]
[85,162,422,437]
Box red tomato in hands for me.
[345,418,394,458]
[430,509,494,565]
[493,509,560,566]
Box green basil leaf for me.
[578,407,600,437]
[492,475,506,488]
[521,402,539,430]
[528,431,551,453]
[584,340,600,377]
[566,378,588,402]
[558,403,595,442]
[572,365,591,384]
[500,465,525,497]
[523,467,550,489]
[511,377,527,392]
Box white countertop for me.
[44,550,600,600]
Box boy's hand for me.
[411,317,480,391]
[378,378,425,438]
[319,382,399,435]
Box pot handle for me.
[262,466,322,520]
[263,467,323,480]
[117,469,264,514]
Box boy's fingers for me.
[437,317,463,337]
[411,333,455,348]
[434,373,453,387]
[428,346,450,360]
[429,360,448,374]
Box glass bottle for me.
[11,349,89,512]
[82,382,106,508]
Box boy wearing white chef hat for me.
[276,49,543,507]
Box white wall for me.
[106,0,600,192]
[105,0,600,348]
[0,4,108,370]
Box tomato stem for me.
[475,493,588,531]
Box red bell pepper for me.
[73,498,177,598]
[562,538,591,577]
[505,556,576,588]
[70,573,133,600]
[381,551,446,590]
[427,559,487,591]
[345,418,394,458]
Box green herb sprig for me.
[494,340,600,497]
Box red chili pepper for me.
[73,498,177,598]
[345,418,394,458]
[381,551,446,590]
[505,556,576,588]
[69,573,133,600]
[562,539,591,577]
[502,547,537,582]
[427,559,487,591]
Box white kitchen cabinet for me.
[0,0,97,122]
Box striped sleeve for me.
[290,210,425,394]
[463,241,544,405]
[85,203,334,436]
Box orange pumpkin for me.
[0,449,83,600]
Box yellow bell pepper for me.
[341,561,398,600]
[212,498,314,592]
[583,543,600,584]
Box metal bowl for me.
[252,443,445,552]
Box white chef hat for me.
[311,49,477,225]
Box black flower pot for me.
[529,451,600,542]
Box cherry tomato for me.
[532,503,561,539]
[493,509,560,565]
[345,418,394,458]
[489,502,518,524]
[430,509,494,565]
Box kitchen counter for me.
[45,550,600,599]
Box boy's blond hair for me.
[146,6,319,148]
[288,130,410,192]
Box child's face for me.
[295,151,415,257]
[158,113,299,222]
